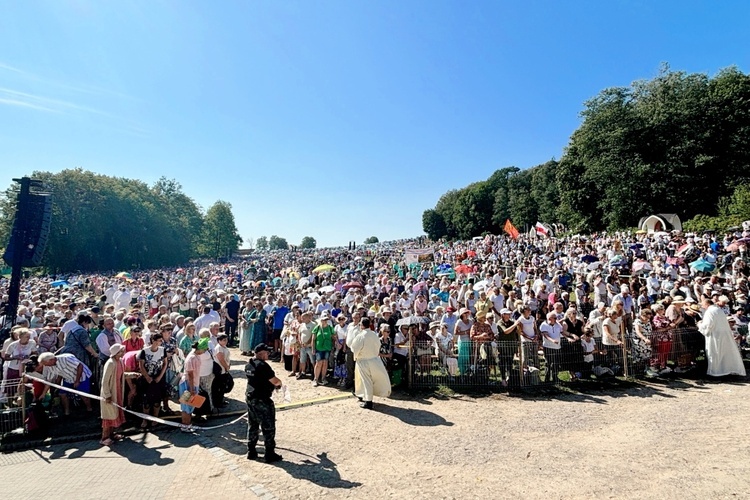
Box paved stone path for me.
[0,428,275,500]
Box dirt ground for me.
[210,349,750,499]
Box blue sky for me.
[1,1,748,247]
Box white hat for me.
[109,343,126,357]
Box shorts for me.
[272,328,283,341]
[299,346,314,365]
[315,350,330,362]
[61,377,91,396]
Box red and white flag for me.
[535,222,548,236]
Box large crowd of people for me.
[1,228,749,443]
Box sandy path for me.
[209,350,750,499]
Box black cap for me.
[254,343,273,353]
[91,306,101,313]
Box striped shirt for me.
[44,353,92,384]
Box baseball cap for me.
[254,343,273,353]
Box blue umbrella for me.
[689,259,715,272]
[609,256,628,267]
[438,263,452,271]
[581,255,599,264]
[51,280,69,288]
[629,243,644,250]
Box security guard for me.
[245,343,283,462]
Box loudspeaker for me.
[2,193,53,267]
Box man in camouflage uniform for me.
[245,343,283,463]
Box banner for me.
[535,222,549,236]
[404,248,435,265]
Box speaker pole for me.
[3,177,31,333]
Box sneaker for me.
[312,380,318,387]
[659,367,673,375]
[359,401,373,409]
[528,366,539,373]
[265,452,283,463]
[321,379,328,386]
[645,368,660,377]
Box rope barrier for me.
[23,374,355,433]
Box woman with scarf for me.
[100,343,140,446]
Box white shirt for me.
[540,321,562,349]
[518,316,536,341]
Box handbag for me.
[208,350,223,375]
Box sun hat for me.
[109,343,125,357]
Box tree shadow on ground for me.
[374,402,454,426]
[269,451,362,489]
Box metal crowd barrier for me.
[0,378,27,437]
[406,326,746,390]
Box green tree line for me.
[0,169,242,272]
[423,65,750,239]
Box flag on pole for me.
[503,219,520,239]
[535,222,548,236]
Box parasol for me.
[689,259,715,272]
[342,281,363,291]
[313,264,336,273]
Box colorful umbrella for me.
[115,271,132,279]
[725,242,743,252]
[313,264,336,273]
[176,268,185,273]
[342,282,363,291]
[666,256,684,266]
[632,260,652,273]
[51,280,69,288]
[412,282,428,293]
[689,259,715,272]
[455,265,473,274]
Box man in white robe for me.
[698,299,746,377]
[350,317,391,409]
